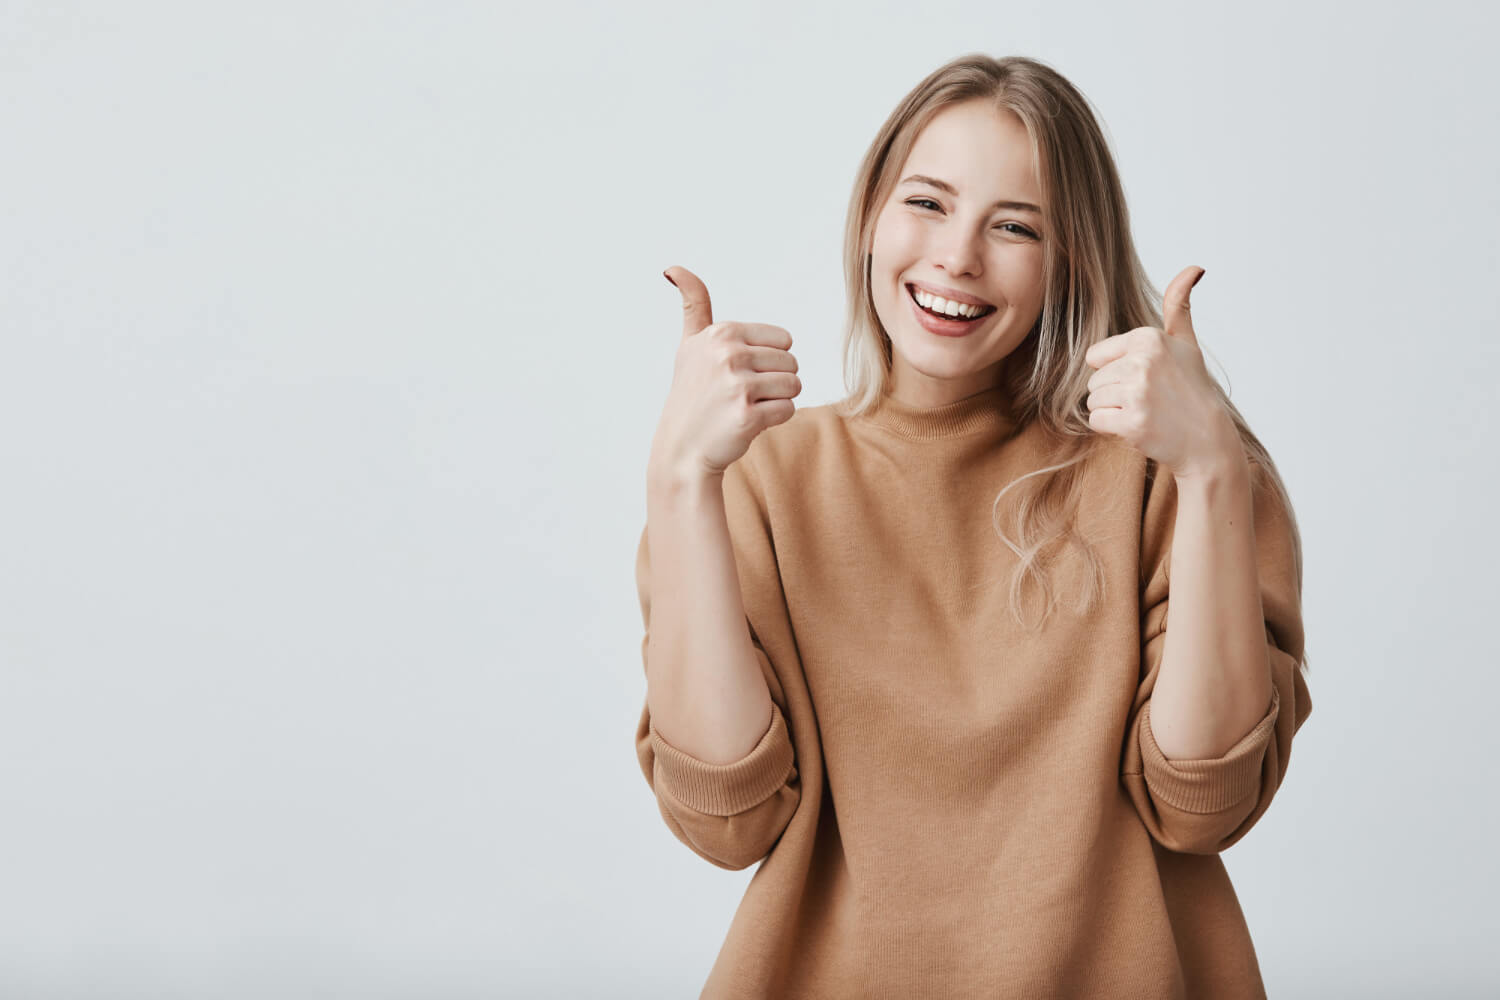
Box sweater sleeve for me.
[633,454,802,872]
[1120,458,1313,855]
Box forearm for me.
[643,463,775,766]
[1150,451,1275,761]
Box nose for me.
[933,225,983,278]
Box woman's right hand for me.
[649,266,802,483]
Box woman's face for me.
[870,100,1047,407]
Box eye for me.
[903,198,1039,240]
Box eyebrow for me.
[899,174,1042,215]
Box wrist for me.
[648,455,725,496]
[1173,419,1247,486]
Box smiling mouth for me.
[906,284,997,321]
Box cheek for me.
[995,250,1046,307]
[871,210,922,261]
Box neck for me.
[888,357,1010,409]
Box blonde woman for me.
[635,52,1312,1000]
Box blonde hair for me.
[832,52,1309,674]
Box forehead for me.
[900,102,1041,203]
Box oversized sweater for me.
[632,382,1312,999]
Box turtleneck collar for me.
[854,382,1018,441]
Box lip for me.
[906,280,995,308]
[906,283,993,337]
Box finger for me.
[743,344,799,373]
[1083,331,1134,369]
[1162,266,1205,343]
[1085,365,1127,394]
[747,370,802,402]
[664,266,714,338]
[731,321,794,351]
[1085,381,1128,411]
[1087,404,1126,436]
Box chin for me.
[898,343,985,378]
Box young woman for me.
[634,52,1312,1000]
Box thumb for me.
[1162,265,1205,344]
[664,266,714,338]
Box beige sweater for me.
[633,383,1312,999]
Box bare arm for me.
[642,460,775,766]
[1150,455,1274,760]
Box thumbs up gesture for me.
[647,266,803,485]
[1082,266,1241,482]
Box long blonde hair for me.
[832,53,1309,673]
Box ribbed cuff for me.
[648,702,797,817]
[1140,685,1280,814]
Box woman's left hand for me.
[1082,266,1242,482]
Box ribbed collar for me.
[856,383,1018,441]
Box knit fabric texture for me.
[633,383,1312,999]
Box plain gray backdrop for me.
[2,1,1496,997]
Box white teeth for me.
[911,286,990,318]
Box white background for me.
[2,1,1496,997]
